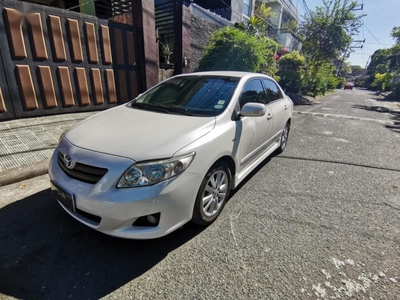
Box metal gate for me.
[0,0,143,121]
[109,21,144,103]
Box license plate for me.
[50,181,75,212]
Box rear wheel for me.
[192,162,231,226]
[275,122,290,154]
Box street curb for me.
[0,160,49,187]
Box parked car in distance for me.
[49,71,293,239]
[344,82,354,90]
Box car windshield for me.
[129,75,240,116]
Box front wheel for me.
[275,122,290,154]
[192,162,231,226]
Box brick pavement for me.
[0,112,97,172]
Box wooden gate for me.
[0,0,143,121]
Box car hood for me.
[65,105,215,161]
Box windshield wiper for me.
[166,106,197,116]
[129,102,170,114]
[129,102,196,116]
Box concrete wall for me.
[190,14,224,72]
[231,0,243,23]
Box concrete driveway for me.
[1,89,399,299]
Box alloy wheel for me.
[281,124,289,150]
[202,170,229,217]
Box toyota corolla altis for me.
[49,71,293,239]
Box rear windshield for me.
[131,76,240,116]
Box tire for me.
[192,162,231,226]
[275,122,290,154]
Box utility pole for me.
[336,39,365,76]
[336,3,366,76]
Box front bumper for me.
[49,138,203,239]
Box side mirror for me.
[240,102,266,117]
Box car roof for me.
[174,71,274,80]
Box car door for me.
[236,79,274,168]
[262,78,290,138]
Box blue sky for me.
[294,0,400,67]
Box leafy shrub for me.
[328,76,345,89]
[301,64,342,96]
[197,26,281,80]
[277,70,302,93]
[257,38,280,80]
[197,27,266,72]
[278,51,305,71]
[371,73,394,91]
[336,77,346,88]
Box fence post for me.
[132,0,159,90]
[174,0,191,75]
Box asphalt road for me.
[1,89,399,300]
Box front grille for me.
[58,152,108,184]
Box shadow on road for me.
[368,91,400,103]
[0,189,205,299]
[286,93,317,106]
[0,150,279,299]
[352,104,400,134]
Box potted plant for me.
[160,40,174,64]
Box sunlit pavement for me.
[1,89,399,299]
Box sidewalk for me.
[0,111,97,185]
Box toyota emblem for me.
[63,154,75,169]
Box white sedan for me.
[49,71,293,239]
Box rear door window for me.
[262,79,283,104]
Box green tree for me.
[299,0,363,94]
[391,26,400,44]
[337,61,352,76]
[367,48,391,75]
[350,65,365,75]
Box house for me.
[192,0,256,24]
[256,0,302,52]
[192,0,302,52]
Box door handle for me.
[267,114,273,120]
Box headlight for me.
[117,152,195,188]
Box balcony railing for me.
[277,28,302,52]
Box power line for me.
[364,42,394,46]
[364,23,384,46]
[302,0,313,21]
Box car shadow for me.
[352,104,400,134]
[0,188,205,299]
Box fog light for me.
[146,215,158,224]
[132,213,160,227]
